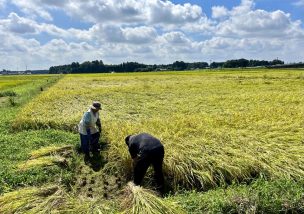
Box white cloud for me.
[212,6,229,19]
[215,7,304,39]
[63,0,145,23]
[0,13,94,41]
[147,1,202,24]
[293,0,304,7]
[0,0,6,9]
[180,17,215,34]
[0,32,101,69]
[10,0,203,25]
[11,0,56,20]
[122,26,157,43]
[201,37,283,53]
[0,31,40,53]
[0,12,38,34]
[10,0,69,20]
[1,0,304,70]
[89,24,157,44]
[160,31,190,44]
[231,0,255,15]
[0,29,40,69]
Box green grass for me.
[169,179,304,214]
[0,91,17,97]
[0,74,79,194]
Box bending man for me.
[125,133,165,193]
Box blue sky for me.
[181,1,303,16]
[0,0,304,70]
[176,0,304,27]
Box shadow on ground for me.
[88,152,105,172]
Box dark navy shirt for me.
[128,133,163,159]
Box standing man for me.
[125,133,165,193]
[79,101,102,161]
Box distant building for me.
[0,69,46,75]
[156,68,168,71]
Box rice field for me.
[1,70,304,213]
[0,75,56,91]
[13,70,304,187]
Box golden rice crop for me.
[0,80,27,91]
[13,70,304,189]
[0,75,56,91]
[122,182,185,214]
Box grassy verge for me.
[0,75,79,194]
[169,179,304,214]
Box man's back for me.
[125,133,165,192]
[128,133,163,158]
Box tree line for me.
[210,59,284,69]
[48,59,285,74]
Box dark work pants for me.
[80,132,100,155]
[133,146,165,193]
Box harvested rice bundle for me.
[122,182,185,214]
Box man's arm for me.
[83,112,91,127]
[128,142,138,159]
[96,118,102,133]
[83,112,92,138]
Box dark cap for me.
[91,101,102,110]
